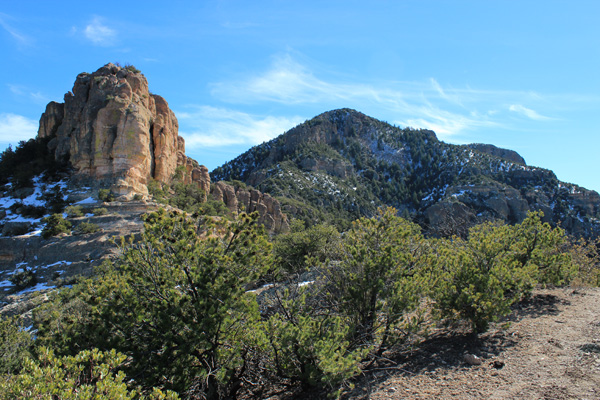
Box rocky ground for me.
[0,198,156,324]
[343,287,600,400]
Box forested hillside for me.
[212,109,600,236]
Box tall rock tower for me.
[37,63,210,198]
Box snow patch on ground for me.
[75,197,97,205]
[451,190,471,198]
[0,176,81,235]
[16,282,56,295]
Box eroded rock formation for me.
[211,182,289,232]
[37,63,206,198]
[35,63,288,232]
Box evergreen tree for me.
[324,207,430,353]
[431,212,575,332]
[35,209,273,399]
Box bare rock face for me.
[193,166,211,196]
[38,101,64,140]
[468,143,526,165]
[37,63,202,198]
[300,157,353,179]
[211,182,289,233]
[424,184,532,236]
[35,63,288,233]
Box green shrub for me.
[35,210,273,398]
[97,189,115,202]
[41,214,71,239]
[0,137,67,188]
[24,205,47,219]
[148,177,228,218]
[323,207,430,352]
[274,222,341,275]
[0,316,33,374]
[0,347,179,400]
[430,212,574,333]
[75,222,100,234]
[92,207,108,216]
[197,199,229,217]
[265,293,367,392]
[41,185,68,214]
[569,237,600,287]
[147,179,168,202]
[65,205,84,218]
[168,181,206,213]
[8,267,37,291]
[124,64,141,73]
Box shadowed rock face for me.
[37,63,207,198]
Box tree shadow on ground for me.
[340,327,518,400]
[341,293,570,400]
[505,292,570,321]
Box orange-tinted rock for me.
[210,182,289,232]
[35,63,288,232]
[37,63,182,198]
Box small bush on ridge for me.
[41,214,71,239]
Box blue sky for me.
[0,1,599,192]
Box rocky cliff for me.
[37,63,208,199]
[34,64,288,232]
[467,143,526,165]
[211,182,288,232]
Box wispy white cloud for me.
[211,55,506,138]
[83,16,117,46]
[0,114,38,143]
[0,13,30,46]
[8,84,50,104]
[177,106,303,148]
[508,104,552,121]
[430,78,449,101]
[429,78,465,107]
[212,55,336,104]
[210,54,566,139]
[7,84,25,96]
[30,92,50,104]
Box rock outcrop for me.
[467,143,526,165]
[211,182,289,232]
[37,63,205,198]
[35,63,287,232]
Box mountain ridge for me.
[212,108,600,237]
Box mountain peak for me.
[212,110,599,237]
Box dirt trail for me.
[352,288,600,400]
